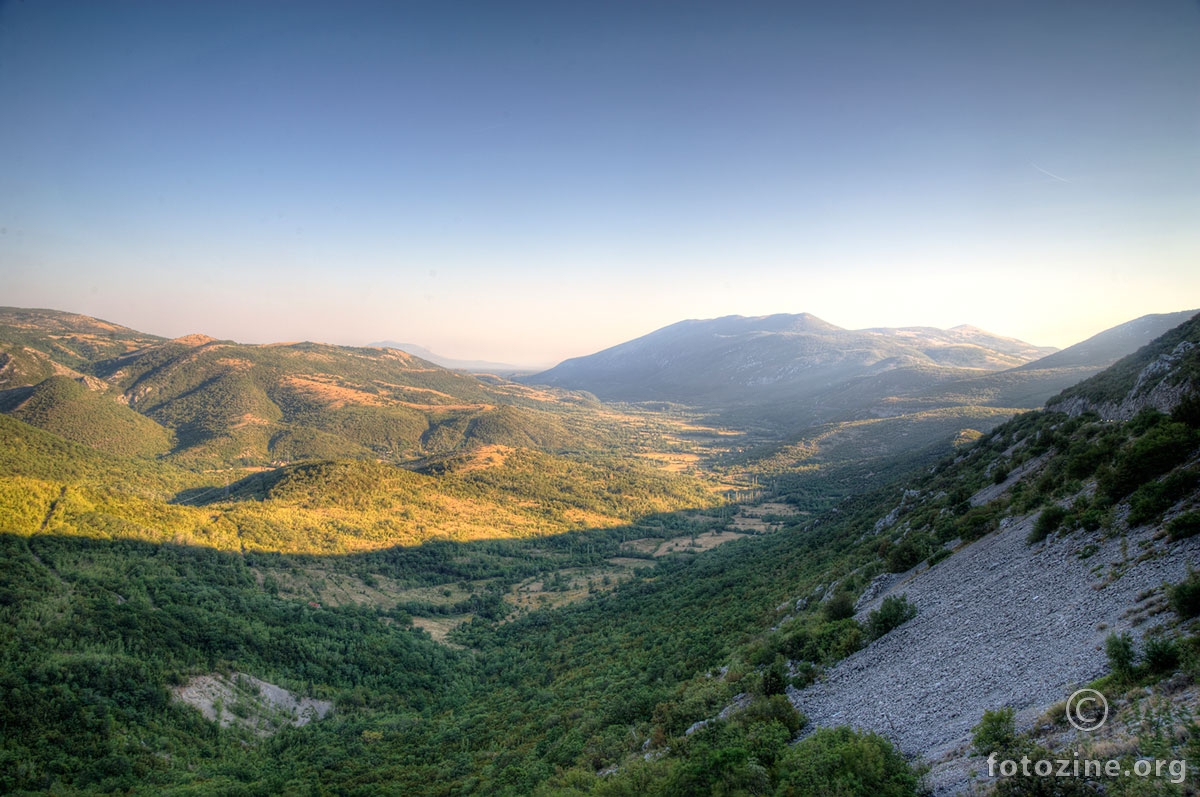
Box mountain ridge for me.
[0,309,644,469]
[529,312,1055,404]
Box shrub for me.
[779,618,863,664]
[1143,636,1179,674]
[1126,470,1199,527]
[1106,632,1135,679]
[1167,511,1200,541]
[1128,408,1168,436]
[886,536,930,572]
[1101,421,1197,501]
[1172,393,1200,428]
[776,726,922,797]
[972,706,1016,757]
[1075,507,1105,532]
[1170,572,1200,619]
[1064,433,1120,479]
[956,505,1000,541]
[759,655,788,697]
[735,693,806,735]
[823,591,856,622]
[1027,505,1067,544]
[791,660,816,688]
[866,594,918,641]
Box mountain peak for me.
[526,313,1050,416]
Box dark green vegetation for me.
[0,376,173,458]
[1,463,937,794]
[2,307,1199,794]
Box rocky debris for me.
[855,572,902,612]
[873,490,925,534]
[685,692,753,735]
[874,506,903,534]
[173,672,333,737]
[789,512,1200,796]
[969,452,1050,507]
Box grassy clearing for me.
[507,562,646,612]
[650,529,749,556]
[729,502,797,532]
[411,615,471,646]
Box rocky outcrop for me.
[173,672,333,736]
[1057,341,1196,420]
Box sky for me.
[2,1,1198,368]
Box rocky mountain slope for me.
[784,313,1200,794]
[796,508,1197,794]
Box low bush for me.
[1028,505,1067,544]
[1127,470,1200,527]
[1170,572,1200,619]
[823,591,856,622]
[886,533,934,572]
[1106,632,1135,680]
[1167,510,1200,541]
[1143,636,1180,675]
[972,706,1016,757]
[866,594,917,641]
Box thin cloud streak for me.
[1031,163,1072,183]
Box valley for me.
[6,2,1198,793]
[1,306,1199,795]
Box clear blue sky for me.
[2,1,1198,366]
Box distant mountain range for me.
[525,311,1197,432]
[367,341,529,373]
[3,305,1195,477]
[528,312,1054,405]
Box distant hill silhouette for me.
[368,341,530,373]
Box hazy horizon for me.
[3,1,1198,365]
